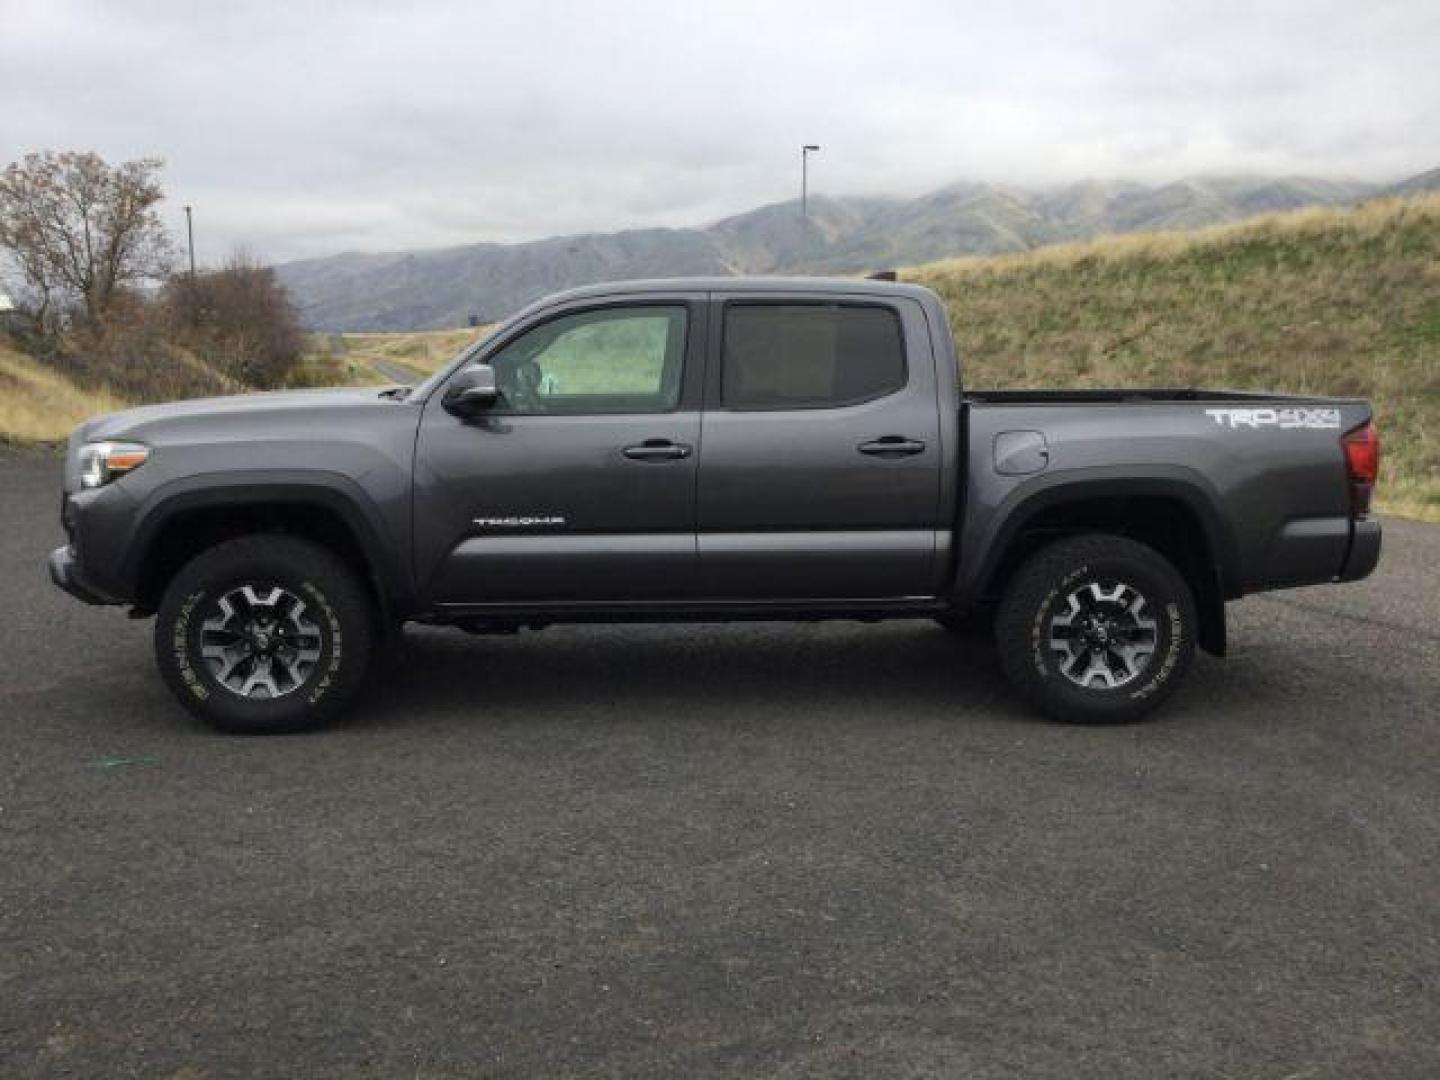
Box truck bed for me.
[955,388,1377,607]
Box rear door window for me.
[721,303,906,410]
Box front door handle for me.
[623,439,693,462]
[858,436,926,458]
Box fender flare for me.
[121,470,415,613]
[961,467,1240,655]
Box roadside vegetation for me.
[0,342,127,442]
[0,150,304,440]
[908,194,1440,520]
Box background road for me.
[370,357,422,385]
[2,448,1437,1078]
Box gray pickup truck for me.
[49,277,1382,732]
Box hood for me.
[81,385,405,442]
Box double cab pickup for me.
[50,278,1382,731]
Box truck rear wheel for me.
[995,534,1196,724]
[154,535,374,733]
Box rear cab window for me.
[721,303,906,410]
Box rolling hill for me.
[274,171,1424,331]
[908,193,1440,521]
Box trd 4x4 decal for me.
[1205,407,1341,430]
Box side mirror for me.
[443,363,499,416]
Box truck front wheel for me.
[995,534,1196,724]
[154,535,374,733]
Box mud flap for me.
[1198,563,1227,657]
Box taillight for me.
[1342,421,1380,519]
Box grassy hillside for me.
[909,195,1440,521]
[0,344,128,443]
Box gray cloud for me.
[3,0,1436,263]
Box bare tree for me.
[0,151,172,326]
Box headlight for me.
[78,441,149,489]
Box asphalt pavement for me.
[369,358,421,385]
[2,446,1437,1078]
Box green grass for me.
[907,194,1440,521]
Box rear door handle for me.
[623,439,693,461]
[858,436,926,458]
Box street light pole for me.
[801,144,820,224]
[183,205,196,277]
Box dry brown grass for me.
[0,343,128,443]
[909,194,1440,521]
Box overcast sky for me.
[3,0,1436,264]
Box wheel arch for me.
[126,476,412,619]
[966,472,1237,656]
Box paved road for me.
[369,358,421,385]
[2,447,1437,1078]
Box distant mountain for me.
[275,170,1430,331]
[277,229,733,333]
[1379,166,1440,197]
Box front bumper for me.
[48,545,119,605]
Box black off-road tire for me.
[154,535,375,733]
[995,534,1196,724]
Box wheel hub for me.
[1048,580,1159,689]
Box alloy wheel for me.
[1047,580,1159,689]
[199,584,324,699]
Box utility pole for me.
[801,144,820,224]
[184,205,196,277]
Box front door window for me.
[488,305,687,415]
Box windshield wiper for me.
[379,386,412,401]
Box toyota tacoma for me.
[49,278,1382,732]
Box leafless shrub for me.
[60,289,232,402]
[164,252,306,389]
